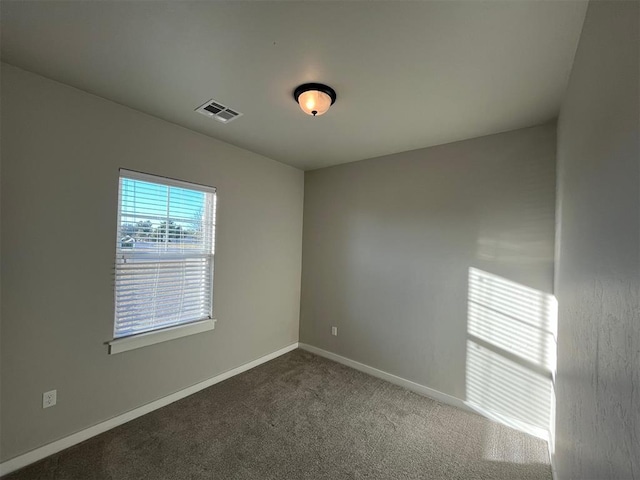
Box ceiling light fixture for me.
[293,83,337,117]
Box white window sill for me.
[108,319,216,355]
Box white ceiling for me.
[1,1,587,170]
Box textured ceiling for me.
[1,1,587,170]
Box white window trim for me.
[109,318,216,355]
[121,169,217,195]
[112,169,217,351]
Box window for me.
[111,169,216,352]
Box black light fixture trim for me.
[293,83,337,116]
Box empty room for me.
[0,1,638,479]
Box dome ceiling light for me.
[293,83,337,117]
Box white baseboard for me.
[298,343,470,412]
[298,343,550,443]
[0,342,299,477]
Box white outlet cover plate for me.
[43,390,57,408]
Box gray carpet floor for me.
[4,349,552,479]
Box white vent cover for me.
[195,99,243,124]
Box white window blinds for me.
[114,169,216,338]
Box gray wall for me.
[300,124,557,403]
[554,1,639,478]
[0,64,304,461]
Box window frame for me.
[108,169,217,354]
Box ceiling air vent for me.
[195,99,243,124]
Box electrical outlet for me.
[43,390,57,409]
[331,326,338,336]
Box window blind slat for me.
[116,293,211,309]
[116,273,212,284]
[116,269,208,285]
[115,261,210,271]
[117,304,211,322]
[116,291,211,309]
[118,306,210,322]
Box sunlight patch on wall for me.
[466,268,557,444]
[468,268,557,371]
[467,341,553,430]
